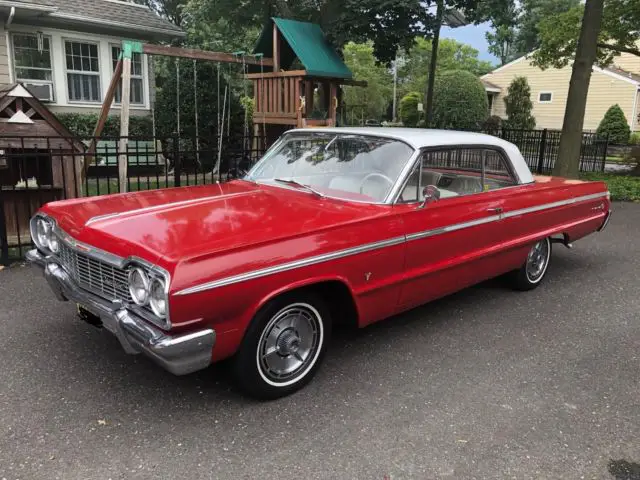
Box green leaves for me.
[342,42,393,123]
[533,0,640,69]
[431,70,488,130]
[399,91,423,127]
[503,76,536,130]
[597,104,631,145]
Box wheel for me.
[233,292,331,400]
[511,237,552,291]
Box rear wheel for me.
[233,292,331,400]
[511,237,552,291]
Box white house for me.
[0,0,185,115]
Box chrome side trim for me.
[501,192,608,219]
[85,191,246,226]
[175,236,406,296]
[175,191,609,296]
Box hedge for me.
[432,70,488,130]
[56,113,154,138]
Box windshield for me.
[245,133,415,203]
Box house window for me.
[65,40,101,102]
[12,33,53,84]
[111,46,144,105]
[538,92,553,103]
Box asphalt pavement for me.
[1,203,639,480]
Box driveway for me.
[1,203,639,480]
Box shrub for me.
[503,77,535,130]
[56,113,154,137]
[432,70,488,130]
[630,132,640,145]
[399,92,422,127]
[483,115,502,132]
[597,105,631,144]
[580,173,640,201]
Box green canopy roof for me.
[253,18,352,79]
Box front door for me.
[395,146,519,309]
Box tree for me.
[503,77,536,130]
[514,0,580,54]
[532,0,640,69]
[342,42,393,123]
[597,105,631,144]
[398,38,493,98]
[136,0,186,26]
[551,0,605,179]
[431,70,488,130]
[184,0,432,65]
[399,92,423,127]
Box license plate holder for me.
[77,303,103,328]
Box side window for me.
[397,147,516,203]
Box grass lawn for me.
[580,172,640,202]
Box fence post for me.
[173,134,181,188]
[601,133,610,172]
[0,189,8,266]
[537,129,548,174]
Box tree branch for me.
[597,42,640,57]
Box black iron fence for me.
[0,134,264,264]
[0,127,609,265]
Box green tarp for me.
[253,17,353,79]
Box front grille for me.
[58,241,131,303]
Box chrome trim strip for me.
[501,192,608,219]
[406,214,503,241]
[175,236,406,296]
[85,192,247,226]
[175,191,608,296]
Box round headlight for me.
[149,277,167,318]
[128,267,150,305]
[35,218,50,249]
[47,229,60,253]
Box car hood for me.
[42,180,389,268]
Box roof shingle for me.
[13,0,184,37]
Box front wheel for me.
[510,237,552,291]
[233,292,331,400]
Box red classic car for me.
[26,128,611,399]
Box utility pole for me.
[392,55,398,122]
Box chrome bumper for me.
[26,249,215,376]
[598,210,612,232]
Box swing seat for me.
[85,140,167,175]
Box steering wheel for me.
[359,172,394,198]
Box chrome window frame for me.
[390,144,524,205]
[245,132,417,205]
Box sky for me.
[441,22,500,64]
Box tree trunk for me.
[553,0,605,179]
[425,0,444,127]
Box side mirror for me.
[417,185,440,209]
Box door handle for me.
[487,207,503,214]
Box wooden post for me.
[273,23,280,73]
[117,41,139,194]
[85,59,122,177]
[329,82,337,126]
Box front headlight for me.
[34,217,51,250]
[149,277,167,318]
[46,229,60,253]
[128,267,150,305]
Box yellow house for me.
[482,51,640,132]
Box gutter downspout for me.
[5,6,15,26]
[632,87,639,132]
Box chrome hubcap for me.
[526,239,549,281]
[258,305,320,383]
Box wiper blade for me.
[274,178,324,198]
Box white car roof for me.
[289,127,534,184]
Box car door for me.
[395,146,519,310]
